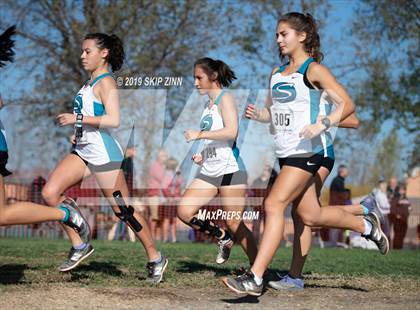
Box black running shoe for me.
[61,197,91,243]
[59,244,95,272]
[223,270,263,296]
[146,255,168,284]
[362,212,389,255]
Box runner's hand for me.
[184,130,201,142]
[299,122,325,139]
[245,104,258,120]
[70,134,76,144]
[192,153,203,165]
[57,113,76,126]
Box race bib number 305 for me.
[270,105,304,134]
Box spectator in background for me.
[373,180,391,240]
[387,176,400,241]
[147,149,168,241]
[390,185,411,249]
[387,176,400,201]
[327,164,349,245]
[30,176,47,204]
[29,175,55,238]
[343,189,352,206]
[161,158,183,243]
[330,165,348,201]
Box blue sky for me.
[0,1,414,184]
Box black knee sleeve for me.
[112,191,142,232]
[190,217,224,238]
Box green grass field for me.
[1,238,419,288]
[2,238,420,309]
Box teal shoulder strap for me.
[276,63,289,74]
[214,90,225,106]
[90,72,112,87]
[297,58,315,74]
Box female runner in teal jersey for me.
[178,57,258,266]
[223,12,388,296]
[41,33,167,282]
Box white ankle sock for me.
[363,219,373,235]
[251,270,263,285]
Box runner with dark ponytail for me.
[44,32,168,282]
[224,12,388,296]
[84,33,125,71]
[179,57,258,267]
[277,12,323,63]
[194,57,237,87]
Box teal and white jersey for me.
[198,91,245,177]
[0,119,8,152]
[72,72,123,165]
[270,57,326,157]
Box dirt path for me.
[2,278,419,310]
